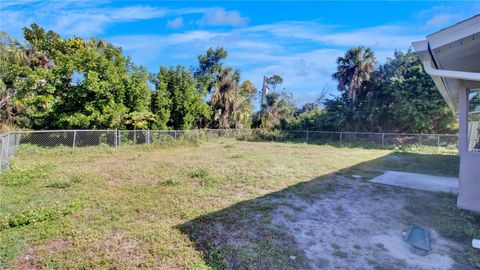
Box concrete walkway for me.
[370,171,459,193]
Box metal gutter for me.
[422,59,480,82]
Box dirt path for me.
[270,176,472,270]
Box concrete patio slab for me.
[370,171,458,193]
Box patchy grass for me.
[0,139,465,269]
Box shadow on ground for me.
[178,152,479,270]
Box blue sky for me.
[1,1,479,106]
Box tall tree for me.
[194,47,228,93]
[152,66,211,130]
[1,24,155,129]
[332,46,376,105]
[265,75,283,91]
[234,80,257,128]
[260,92,296,129]
[210,67,240,128]
[260,75,284,116]
[378,50,456,133]
[290,48,456,133]
[0,32,31,126]
[209,68,257,129]
[195,47,255,129]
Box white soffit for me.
[413,14,480,114]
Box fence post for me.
[0,137,4,172]
[5,135,10,159]
[174,130,177,141]
[437,135,441,148]
[114,129,118,149]
[381,133,385,147]
[118,130,121,148]
[306,131,309,141]
[72,130,77,153]
[339,132,343,145]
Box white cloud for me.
[248,22,421,50]
[415,4,479,30]
[106,18,426,105]
[0,2,169,37]
[167,17,184,29]
[196,8,248,27]
[425,14,462,28]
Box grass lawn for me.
[0,139,477,269]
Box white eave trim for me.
[427,14,480,49]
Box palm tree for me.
[261,92,295,129]
[332,46,376,105]
[0,32,30,126]
[211,68,257,129]
[211,67,241,128]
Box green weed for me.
[162,178,181,186]
[188,168,220,188]
[46,174,84,189]
[0,164,54,186]
[230,153,242,159]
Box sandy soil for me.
[269,176,472,270]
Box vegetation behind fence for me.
[0,129,458,173]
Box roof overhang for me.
[413,14,480,115]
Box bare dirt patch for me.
[17,239,69,270]
[269,176,473,270]
[183,175,475,270]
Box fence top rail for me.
[14,129,114,134]
[2,129,459,137]
[285,130,458,137]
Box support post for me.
[114,129,118,149]
[0,137,4,172]
[458,87,469,154]
[437,135,441,148]
[381,133,385,147]
[118,130,121,148]
[72,131,77,153]
[340,132,343,145]
[174,130,177,141]
[306,131,309,141]
[5,135,10,158]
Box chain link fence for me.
[270,130,458,148]
[0,129,458,173]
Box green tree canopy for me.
[194,47,228,93]
[1,24,153,129]
[151,66,211,130]
[292,48,456,133]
